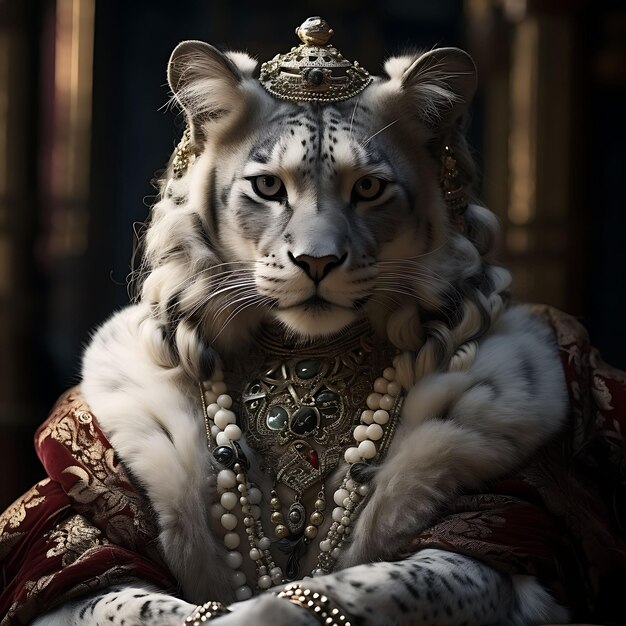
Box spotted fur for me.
[33,550,569,625]
[32,41,571,625]
[32,584,195,626]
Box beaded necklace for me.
[200,325,403,601]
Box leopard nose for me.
[288,252,347,283]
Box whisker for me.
[367,294,395,313]
[161,279,257,316]
[191,286,258,320]
[376,272,449,282]
[349,97,360,138]
[375,275,452,291]
[155,266,254,305]
[361,119,398,147]
[211,290,261,320]
[213,296,272,341]
[375,243,447,262]
[373,286,443,309]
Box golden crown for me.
[259,17,372,104]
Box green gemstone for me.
[266,405,288,430]
[295,359,320,379]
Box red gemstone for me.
[307,450,319,469]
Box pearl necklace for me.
[200,358,403,601]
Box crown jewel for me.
[259,17,372,104]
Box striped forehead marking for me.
[246,101,380,189]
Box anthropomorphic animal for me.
[12,16,623,626]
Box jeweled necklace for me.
[199,323,403,601]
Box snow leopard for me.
[31,32,570,626]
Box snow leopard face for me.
[209,97,437,336]
[142,42,482,348]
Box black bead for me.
[349,461,374,483]
[212,446,235,468]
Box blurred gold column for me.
[47,0,95,259]
[0,0,95,415]
[467,0,581,312]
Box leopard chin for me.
[272,302,359,338]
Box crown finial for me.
[259,16,371,104]
[295,16,334,46]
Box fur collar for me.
[81,304,566,602]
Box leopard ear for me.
[386,47,477,130]
[168,40,253,142]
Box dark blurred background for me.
[1,0,625,508]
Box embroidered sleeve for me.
[0,390,175,626]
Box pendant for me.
[286,501,306,535]
[240,338,377,496]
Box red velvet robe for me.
[1,307,625,625]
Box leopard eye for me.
[352,176,387,202]
[251,175,286,201]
